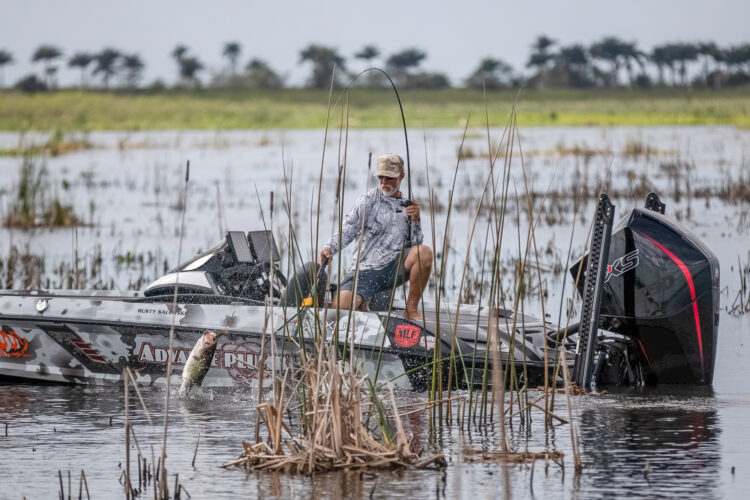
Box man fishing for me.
[319,153,432,320]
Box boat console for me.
[144,230,285,303]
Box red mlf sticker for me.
[394,324,421,348]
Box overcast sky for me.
[2,0,749,87]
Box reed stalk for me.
[467,222,492,423]
[427,135,464,422]
[480,95,520,426]
[514,114,551,423]
[254,297,270,443]
[489,304,509,452]
[548,189,582,414]
[215,182,225,239]
[446,111,521,420]
[335,94,351,360]
[268,192,280,406]
[125,367,153,426]
[559,347,583,473]
[159,160,190,500]
[81,469,90,500]
[124,368,132,499]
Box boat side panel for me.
[0,308,411,389]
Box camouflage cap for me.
[374,154,404,178]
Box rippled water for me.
[1,310,748,498]
[1,127,750,498]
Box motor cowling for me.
[574,208,720,385]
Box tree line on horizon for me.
[1,35,750,93]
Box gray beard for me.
[379,181,400,197]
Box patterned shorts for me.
[337,257,408,301]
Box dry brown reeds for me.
[222,343,445,474]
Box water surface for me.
[1,127,749,498]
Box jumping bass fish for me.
[179,330,224,396]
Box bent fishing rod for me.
[330,67,413,202]
[329,67,417,246]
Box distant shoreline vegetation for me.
[0,37,749,93]
[0,38,749,131]
[0,87,749,131]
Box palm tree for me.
[121,54,144,89]
[172,45,188,62]
[526,35,556,87]
[299,44,345,89]
[0,49,14,88]
[179,57,204,86]
[671,43,699,86]
[740,44,750,73]
[245,59,283,89]
[650,46,670,86]
[171,44,188,83]
[589,37,628,88]
[352,44,384,86]
[620,42,645,86]
[171,45,203,86]
[31,44,63,88]
[726,44,750,75]
[93,48,121,88]
[557,44,588,67]
[354,45,379,63]
[385,48,426,86]
[386,48,426,70]
[555,44,590,87]
[465,57,514,90]
[222,41,241,79]
[531,35,556,56]
[695,42,719,87]
[68,52,94,88]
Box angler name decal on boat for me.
[605,249,640,283]
[394,324,421,348]
[0,328,31,357]
[136,305,187,316]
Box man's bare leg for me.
[403,244,433,320]
[332,290,365,311]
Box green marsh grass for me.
[1,87,749,130]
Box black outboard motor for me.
[573,200,720,385]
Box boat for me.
[0,193,719,390]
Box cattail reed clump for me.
[3,156,81,229]
[222,343,445,474]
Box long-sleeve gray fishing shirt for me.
[326,188,423,271]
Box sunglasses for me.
[377,176,397,181]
